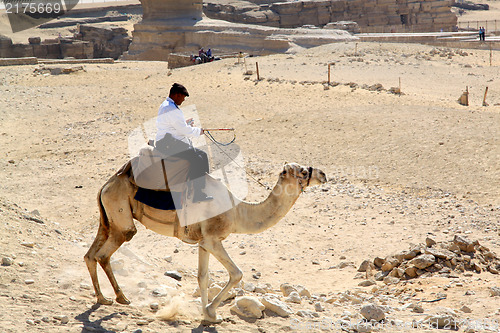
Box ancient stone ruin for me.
[204,0,458,33]
[0,25,130,60]
[122,0,356,63]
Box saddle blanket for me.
[134,187,181,211]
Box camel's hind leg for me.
[84,223,113,305]
[95,198,137,305]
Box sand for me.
[1,8,500,333]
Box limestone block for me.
[242,10,269,23]
[230,296,265,319]
[280,14,300,27]
[318,8,331,25]
[299,9,320,26]
[271,2,303,15]
[420,2,432,12]
[330,0,346,12]
[398,5,409,14]
[368,15,389,26]
[263,10,280,22]
[9,44,33,58]
[32,44,48,58]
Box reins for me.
[203,130,271,191]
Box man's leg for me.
[174,147,212,202]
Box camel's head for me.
[282,163,327,189]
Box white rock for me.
[25,279,35,285]
[296,310,319,318]
[260,294,293,317]
[230,296,265,319]
[21,242,35,248]
[360,304,385,321]
[243,281,256,292]
[460,305,472,313]
[489,287,500,297]
[314,302,324,312]
[285,291,301,304]
[164,256,173,263]
[296,285,311,298]
[208,284,236,301]
[79,283,92,290]
[280,283,297,297]
[2,257,13,266]
[408,254,436,269]
[54,315,69,324]
[150,303,159,311]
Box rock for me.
[360,304,385,321]
[314,302,324,312]
[280,283,297,297]
[404,266,418,278]
[230,296,265,319]
[150,302,159,310]
[460,305,472,313]
[164,256,173,263]
[28,37,41,44]
[358,259,374,272]
[285,291,301,304]
[358,280,376,287]
[381,256,400,272]
[423,315,458,329]
[54,315,69,324]
[296,285,311,298]
[25,279,35,285]
[260,294,293,317]
[2,257,14,266]
[408,254,436,269]
[402,250,419,260]
[413,305,424,313]
[389,268,404,278]
[425,248,456,260]
[453,235,478,253]
[425,237,437,247]
[296,310,319,318]
[489,287,500,296]
[243,281,256,292]
[79,283,92,290]
[164,270,182,281]
[373,257,385,268]
[383,276,400,285]
[21,242,35,248]
[374,271,388,281]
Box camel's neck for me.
[233,175,302,234]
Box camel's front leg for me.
[201,239,242,324]
[198,245,213,323]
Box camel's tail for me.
[97,187,110,234]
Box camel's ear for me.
[282,161,288,173]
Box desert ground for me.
[1,4,500,333]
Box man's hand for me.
[186,118,195,126]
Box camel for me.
[84,161,327,324]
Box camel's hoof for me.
[201,314,223,326]
[116,294,131,305]
[97,297,113,305]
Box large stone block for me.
[280,13,300,27]
[271,2,303,15]
[330,0,346,12]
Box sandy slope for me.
[1,40,499,332]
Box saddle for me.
[117,144,189,211]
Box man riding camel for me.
[155,83,213,203]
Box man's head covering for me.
[170,83,189,97]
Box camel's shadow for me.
[75,304,122,333]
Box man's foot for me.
[193,192,213,203]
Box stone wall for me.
[203,0,458,32]
[0,25,130,60]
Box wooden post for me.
[399,77,401,96]
[483,86,489,106]
[256,62,260,81]
[466,86,469,106]
[490,43,493,66]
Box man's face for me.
[172,93,186,106]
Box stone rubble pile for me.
[358,235,500,284]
